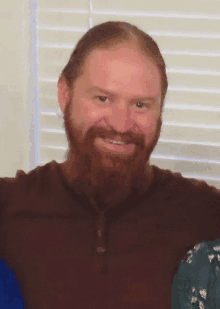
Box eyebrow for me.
[86,86,158,101]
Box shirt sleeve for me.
[171,240,220,309]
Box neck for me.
[59,154,154,209]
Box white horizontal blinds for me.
[37,0,220,189]
[37,0,90,165]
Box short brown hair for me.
[59,21,168,105]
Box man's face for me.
[60,44,162,206]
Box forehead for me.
[81,44,161,97]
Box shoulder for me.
[0,161,59,205]
[152,165,220,202]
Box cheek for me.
[72,99,103,134]
[137,112,160,135]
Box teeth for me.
[106,139,125,145]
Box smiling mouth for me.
[105,139,127,145]
[94,137,136,155]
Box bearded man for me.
[0,21,220,309]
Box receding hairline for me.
[76,39,160,82]
[58,22,167,106]
[84,33,155,59]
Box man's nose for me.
[106,103,135,133]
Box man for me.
[0,21,220,308]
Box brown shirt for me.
[0,161,220,308]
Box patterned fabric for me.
[172,238,220,308]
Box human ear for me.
[57,76,70,113]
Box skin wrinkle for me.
[58,43,162,210]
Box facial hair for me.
[61,98,162,210]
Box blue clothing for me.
[0,259,24,309]
[172,239,220,308]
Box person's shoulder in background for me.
[171,238,220,309]
[0,258,25,309]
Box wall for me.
[0,0,35,176]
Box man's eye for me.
[135,102,147,109]
[97,96,108,103]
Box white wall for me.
[0,0,36,176]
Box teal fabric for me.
[0,259,24,309]
[172,238,220,308]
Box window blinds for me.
[37,0,220,189]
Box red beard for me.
[60,99,162,209]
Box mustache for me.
[86,126,145,145]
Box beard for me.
[61,98,162,210]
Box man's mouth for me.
[94,137,136,155]
[105,139,127,145]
